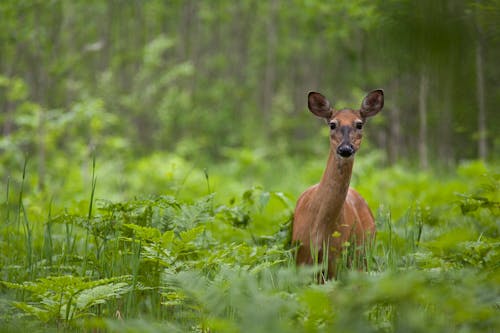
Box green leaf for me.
[12,302,52,323]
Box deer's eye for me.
[329,122,337,130]
[355,122,364,130]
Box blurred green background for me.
[1,0,499,202]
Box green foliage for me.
[1,159,499,332]
[1,1,500,331]
[1,0,499,181]
[2,275,130,324]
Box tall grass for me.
[0,157,499,332]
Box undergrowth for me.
[0,159,499,332]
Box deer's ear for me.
[308,92,333,119]
[360,89,384,118]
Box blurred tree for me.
[473,0,488,160]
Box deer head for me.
[307,89,384,158]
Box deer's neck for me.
[314,150,354,227]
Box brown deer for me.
[292,89,384,280]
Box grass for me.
[0,156,499,332]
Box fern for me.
[2,275,131,323]
[74,282,130,317]
[457,194,500,215]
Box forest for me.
[0,0,499,332]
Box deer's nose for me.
[337,144,355,158]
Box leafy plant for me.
[1,155,499,332]
[2,275,131,325]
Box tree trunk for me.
[388,104,401,164]
[439,77,453,167]
[388,80,402,164]
[178,1,197,62]
[475,33,487,160]
[418,71,429,169]
[261,0,278,137]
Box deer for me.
[292,89,384,280]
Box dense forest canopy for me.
[1,0,499,191]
